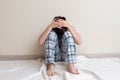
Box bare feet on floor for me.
[68,63,79,74]
[46,63,79,76]
[46,63,55,76]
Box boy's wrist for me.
[48,25,53,30]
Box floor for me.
[0,56,120,80]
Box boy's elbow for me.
[38,39,43,46]
[39,41,44,46]
[76,40,82,45]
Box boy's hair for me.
[52,16,67,48]
[53,16,66,21]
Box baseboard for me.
[0,53,120,60]
[0,55,41,61]
[78,53,120,58]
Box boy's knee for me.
[63,31,75,42]
[64,31,72,38]
[47,31,57,41]
[45,31,58,49]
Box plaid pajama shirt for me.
[45,30,77,64]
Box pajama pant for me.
[45,30,77,64]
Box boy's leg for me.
[45,31,58,76]
[62,31,79,74]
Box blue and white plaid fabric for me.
[45,30,77,64]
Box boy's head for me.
[53,16,66,21]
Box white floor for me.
[0,56,120,80]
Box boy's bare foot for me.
[68,63,79,74]
[46,63,55,76]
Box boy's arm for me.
[38,21,59,46]
[38,25,52,46]
[68,26,82,45]
[62,21,82,45]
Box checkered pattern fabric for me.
[45,30,77,64]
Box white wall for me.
[0,0,120,56]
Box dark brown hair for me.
[52,16,68,48]
[53,16,66,21]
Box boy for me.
[38,16,81,76]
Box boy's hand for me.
[48,19,72,29]
[57,19,72,29]
[48,20,59,29]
